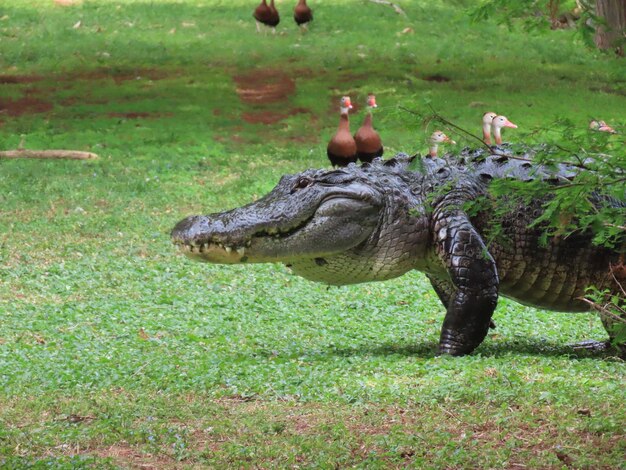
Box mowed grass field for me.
[1,0,625,468]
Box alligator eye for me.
[292,177,313,193]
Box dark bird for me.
[267,0,280,32]
[294,0,313,30]
[327,96,357,167]
[354,94,383,163]
[253,0,272,33]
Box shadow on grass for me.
[325,338,618,360]
[248,337,618,362]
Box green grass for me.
[1,0,625,468]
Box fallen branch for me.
[0,149,98,160]
[579,297,626,325]
[369,0,407,16]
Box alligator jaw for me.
[174,239,252,263]
[171,194,382,264]
[171,219,308,264]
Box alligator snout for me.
[170,215,201,243]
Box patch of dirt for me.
[0,74,43,84]
[107,112,173,119]
[242,106,309,125]
[1,69,171,87]
[0,96,53,117]
[91,444,173,469]
[423,74,451,83]
[336,71,371,84]
[69,68,172,85]
[589,86,626,96]
[214,125,246,145]
[58,97,110,106]
[233,69,296,104]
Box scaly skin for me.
[171,151,625,356]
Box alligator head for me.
[171,160,430,285]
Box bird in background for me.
[294,0,313,31]
[253,0,272,33]
[589,119,617,134]
[327,96,358,167]
[482,111,497,145]
[428,130,455,158]
[491,115,518,145]
[354,94,383,163]
[267,0,280,32]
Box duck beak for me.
[444,136,456,144]
[503,119,518,129]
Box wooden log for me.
[0,149,99,160]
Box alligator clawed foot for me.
[437,330,481,356]
[570,339,626,359]
[569,339,610,352]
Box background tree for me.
[593,0,626,55]
[471,0,625,56]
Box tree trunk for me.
[594,0,626,56]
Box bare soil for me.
[0,75,43,84]
[233,69,296,104]
[423,74,451,83]
[0,96,53,117]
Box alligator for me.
[171,150,625,356]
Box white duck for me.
[429,130,455,158]
[482,111,497,145]
[491,115,518,145]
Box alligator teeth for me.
[225,246,232,254]
[237,247,246,256]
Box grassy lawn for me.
[1,0,625,468]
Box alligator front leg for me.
[427,274,497,330]
[433,212,499,356]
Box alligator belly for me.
[498,288,589,312]
[493,241,617,312]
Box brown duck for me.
[267,0,280,31]
[253,0,272,32]
[327,96,357,167]
[294,0,313,30]
[354,94,383,163]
